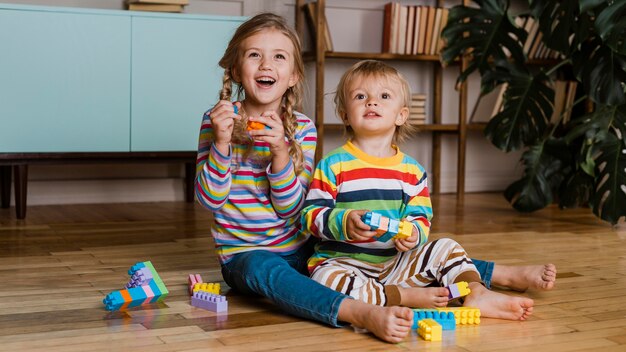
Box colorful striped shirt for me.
[301,141,432,271]
[195,106,317,264]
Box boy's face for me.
[234,28,298,111]
[342,74,409,139]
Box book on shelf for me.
[127,2,184,12]
[128,0,189,5]
[550,81,578,124]
[304,2,334,52]
[382,4,448,55]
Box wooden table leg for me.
[14,165,28,219]
[0,165,11,208]
[185,162,195,203]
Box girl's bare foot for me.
[338,299,413,343]
[398,286,449,308]
[492,264,557,291]
[463,283,534,321]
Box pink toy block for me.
[191,292,228,312]
[188,274,203,295]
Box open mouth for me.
[364,111,380,118]
[256,77,276,87]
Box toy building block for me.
[361,212,412,242]
[247,121,267,131]
[417,319,442,341]
[436,307,481,325]
[103,261,169,311]
[193,282,221,295]
[191,291,228,313]
[446,281,471,300]
[188,274,203,295]
[412,309,456,330]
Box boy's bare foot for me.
[398,286,449,308]
[463,282,534,321]
[491,264,557,291]
[339,299,413,343]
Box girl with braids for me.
[195,13,416,343]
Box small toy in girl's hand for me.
[247,120,267,131]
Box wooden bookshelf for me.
[295,0,468,197]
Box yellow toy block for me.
[396,220,413,240]
[447,281,471,300]
[417,319,442,341]
[193,282,221,295]
[436,307,480,325]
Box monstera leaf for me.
[581,0,626,55]
[572,37,626,106]
[504,138,571,212]
[591,132,626,224]
[485,70,554,152]
[530,0,582,54]
[441,0,526,86]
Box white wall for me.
[3,0,522,206]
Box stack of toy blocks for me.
[417,319,442,341]
[447,281,471,300]
[188,274,228,312]
[103,261,169,311]
[361,212,412,242]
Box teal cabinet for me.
[0,4,244,153]
[131,16,240,151]
[0,8,131,152]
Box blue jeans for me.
[471,258,495,288]
[221,238,349,327]
[221,239,496,327]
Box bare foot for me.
[339,299,413,343]
[398,286,449,308]
[491,264,557,291]
[463,283,534,321]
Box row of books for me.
[126,0,188,13]
[471,81,578,124]
[409,93,426,124]
[383,4,449,56]
[518,17,562,60]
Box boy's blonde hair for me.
[218,13,306,173]
[334,60,415,143]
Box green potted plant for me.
[441,0,626,224]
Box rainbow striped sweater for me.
[195,107,317,264]
[301,141,432,271]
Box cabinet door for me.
[131,16,243,151]
[0,9,131,152]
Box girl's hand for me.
[248,111,289,157]
[346,210,378,242]
[210,101,241,150]
[395,226,418,252]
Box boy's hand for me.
[395,225,418,252]
[210,101,241,152]
[346,210,377,241]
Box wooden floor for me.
[0,193,625,351]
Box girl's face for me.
[343,74,408,139]
[234,28,298,111]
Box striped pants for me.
[309,238,479,306]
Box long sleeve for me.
[400,170,432,248]
[195,111,232,211]
[302,157,352,241]
[266,117,317,219]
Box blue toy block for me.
[362,211,412,242]
[412,309,456,330]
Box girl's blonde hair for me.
[334,60,416,144]
[218,13,306,174]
